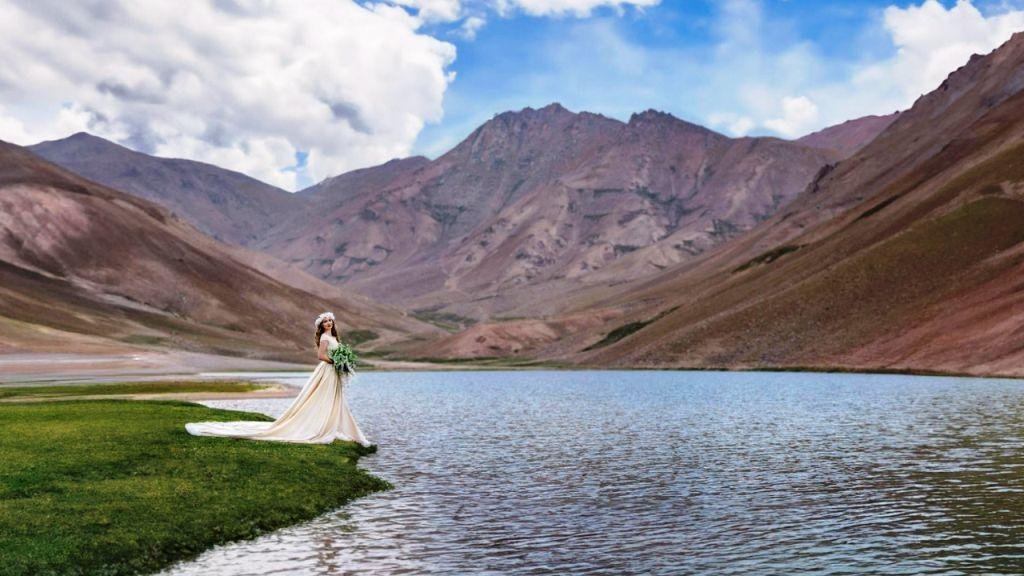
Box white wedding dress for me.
[185,334,370,446]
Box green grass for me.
[410,307,478,332]
[733,244,803,273]
[669,196,1024,365]
[583,306,682,352]
[118,335,167,346]
[583,321,651,351]
[344,329,379,345]
[854,195,901,221]
[934,139,1024,199]
[0,381,268,400]
[0,400,389,576]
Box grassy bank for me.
[0,380,269,400]
[0,400,390,576]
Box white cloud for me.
[764,96,819,138]
[390,0,464,22]
[510,0,659,17]
[0,1,456,190]
[708,112,755,136]
[708,0,1024,139]
[371,0,658,27]
[384,0,660,19]
[846,0,1024,109]
[458,15,488,40]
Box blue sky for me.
[1,0,1022,189]
[410,0,1024,157]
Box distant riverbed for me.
[162,370,1024,575]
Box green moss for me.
[934,140,1024,198]
[854,195,900,221]
[584,306,682,352]
[733,245,803,273]
[0,400,388,576]
[0,381,268,400]
[677,197,1024,364]
[119,334,167,346]
[410,307,478,332]
[344,329,379,345]
[583,321,650,351]
[425,203,466,226]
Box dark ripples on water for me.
[160,371,1024,575]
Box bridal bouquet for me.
[329,343,359,375]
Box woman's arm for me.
[317,338,333,363]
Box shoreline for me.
[0,399,390,576]
[3,365,1020,574]
[0,382,298,403]
[3,349,1024,386]
[0,350,556,385]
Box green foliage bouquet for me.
[329,342,359,375]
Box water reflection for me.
[160,371,1024,575]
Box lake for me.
[159,370,1024,575]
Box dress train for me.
[185,337,369,445]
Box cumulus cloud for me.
[406,0,1023,156]
[705,0,1024,139]
[0,0,456,189]
[510,0,659,17]
[389,0,464,22]
[458,15,488,40]
[845,0,1024,109]
[707,112,755,137]
[764,96,819,138]
[386,0,659,20]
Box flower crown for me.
[314,311,336,330]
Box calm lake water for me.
[159,370,1024,575]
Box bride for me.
[185,312,371,446]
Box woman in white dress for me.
[185,312,371,446]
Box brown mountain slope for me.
[796,112,899,159]
[29,133,299,245]
[258,104,838,322]
[0,140,439,361]
[300,156,432,202]
[423,32,1024,376]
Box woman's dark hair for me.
[315,321,339,348]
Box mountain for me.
[257,104,838,323]
[796,112,900,159]
[435,32,1024,376]
[299,156,432,202]
[29,133,299,245]
[0,140,439,361]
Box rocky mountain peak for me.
[628,108,672,123]
[627,109,714,136]
[486,102,575,127]
[37,131,126,154]
[441,102,584,165]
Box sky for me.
[1,0,1023,191]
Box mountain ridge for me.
[429,31,1024,375]
[254,102,844,323]
[27,102,910,333]
[0,139,439,360]
[30,133,299,245]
